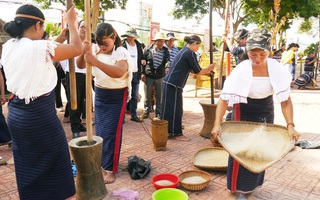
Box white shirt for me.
[248,77,273,99]
[125,41,138,72]
[60,57,86,74]
[1,38,57,104]
[92,47,133,97]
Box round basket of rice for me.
[217,121,295,173]
[192,147,228,171]
[178,170,211,191]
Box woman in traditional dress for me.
[83,23,133,184]
[161,35,214,141]
[1,4,82,200]
[211,29,299,196]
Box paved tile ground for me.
[0,74,320,200]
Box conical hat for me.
[217,121,294,173]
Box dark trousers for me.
[66,72,86,133]
[0,105,11,143]
[128,73,140,118]
[54,67,66,108]
[161,82,183,136]
[144,77,163,116]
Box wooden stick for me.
[209,0,214,104]
[66,0,77,110]
[218,0,230,89]
[85,0,93,143]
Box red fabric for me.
[231,159,240,192]
[231,103,241,192]
[112,88,127,173]
[233,103,240,121]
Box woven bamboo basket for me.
[193,147,228,171]
[217,121,294,173]
[178,170,211,191]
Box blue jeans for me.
[130,73,140,118]
[292,65,296,80]
[144,76,163,116]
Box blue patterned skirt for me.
[94,87,127,173]
[8,92,75,200]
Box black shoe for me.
[130,116,142,122]
[79,125,87,132]
[142,113,150,119]
[72,132,80,139]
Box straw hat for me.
[121,27,139,38]
[152,32,168,41]
[217,121,294,173]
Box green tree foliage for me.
[304,42,319,56]
[172,0,320,39]
[33,0,128,30]
[34,0,127,11]
[45,22,62,37]
[175,38,186,50]
[172,0,265,38]
[242,0,320,29]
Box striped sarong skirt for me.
[94,87,127,173]
[228,95,274,193]
[8,92,75,200]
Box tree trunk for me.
[91,0,100,31]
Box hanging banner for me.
[150,22,160,44]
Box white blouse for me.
[1,38,57,104]
[93,46,133,89]
[248,77,273,99]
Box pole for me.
[209,0,214,104]
[218,0,230,89]
[66,0,77,110]
[85,0,93,143]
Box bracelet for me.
[287,123,295,128]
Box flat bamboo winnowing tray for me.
[193,147,228,171]
[217,121,294,173]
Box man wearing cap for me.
[224,28,249,65]
[166,32,180,66]
[121,28,144,122]
[141,32,170,119]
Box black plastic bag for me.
[128,155,151,180]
